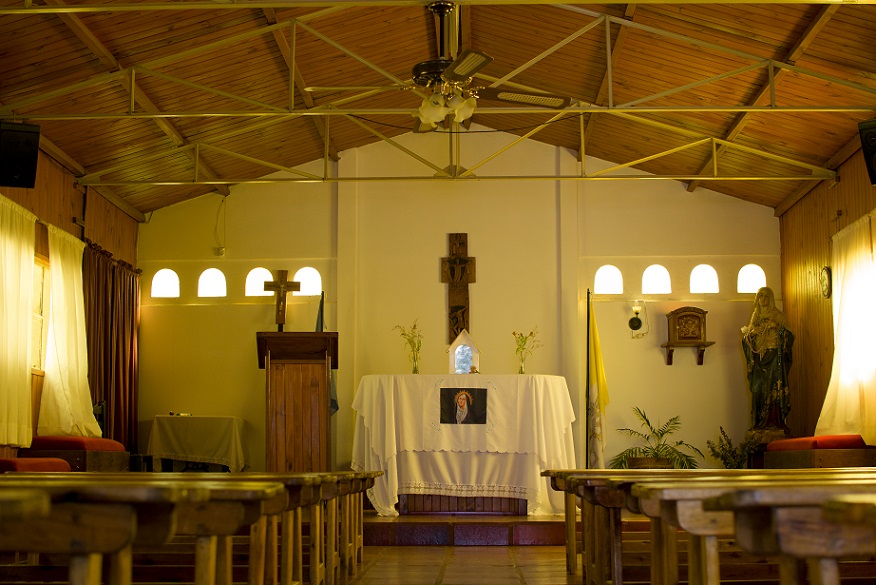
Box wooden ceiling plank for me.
[46,0,232,197]
[489,16,604,88]
[687,4,840,194]
[774,132,863,217]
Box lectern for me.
[256,332,338,472]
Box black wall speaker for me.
[859,119,876,187]
[0,122,40,189]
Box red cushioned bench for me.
[17,436,130,471]
[0,458,71,472]
[764,434,876,468]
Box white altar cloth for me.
[351,374,576,516]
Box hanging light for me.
[415,85,478,129]
[415,91,451,129]
[446,92,477,123]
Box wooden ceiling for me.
[1,1,874,221]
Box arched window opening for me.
[151,268,180,298]
[737,264,767,293]
[594,265,623,294]
[245,267,274,297]
[198,268,227,298]
[292,266,322,296]
[642,264,672,294]
[690,264,719,293]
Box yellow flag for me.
[587,296,610,468]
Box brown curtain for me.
[83,241,141,451]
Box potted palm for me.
[609,407,704,469]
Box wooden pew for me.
[4,473,286,585]
[700,475,876,585]
[349,471,382,568]
[541,469,582,575]
[0,488,50,522]
[560,469,719,585]
[553,468,876,585]
[0,477,211,585]
[824,492,876,526]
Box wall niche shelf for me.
[660,306,714,365]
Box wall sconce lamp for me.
[629,301,643,331]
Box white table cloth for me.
[147,415,248,472]
[351,374,576,516]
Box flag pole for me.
[585,288,592,469]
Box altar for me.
[351,374,576,516]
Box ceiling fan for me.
[303,1,574,132]
[410,1,573,132]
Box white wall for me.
[581,161,781,465]
[137,126,780,471]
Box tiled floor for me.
[344,545,579,585]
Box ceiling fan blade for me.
[442,49,493,83]
[476,87,572,109]
[304,85,405,92]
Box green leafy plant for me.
[706,427,761,469]
[609,407,704,469]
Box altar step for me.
[362,511,568,546]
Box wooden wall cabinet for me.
[660,306,714,365]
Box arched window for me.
[245,267,274,297]
[292,266,322,296]
[642,264,672,294]
[197,268,227,297]
[690,264,719,293]
[737,264,767,293]
[151,268,180,298]
[593,265,623,294]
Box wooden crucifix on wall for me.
[264,269,300,331]
[440,233,476,343]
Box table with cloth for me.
[147,415,248,472]
[351,374,576,516]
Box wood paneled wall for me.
[780,150,876,437]
[1,151,139,265]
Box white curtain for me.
[0,196,37,446]
[39,225,101,437]
[815,212,876,444]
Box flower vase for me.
[518,355,526,374]
[410,353,420,374]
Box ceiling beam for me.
[44,0,231,199]
[774,133,863,217]
[686,4,840,193]
[582,4,637,154]
[263,8,340,161]
[0,0,871,16]
[39,137,146,222]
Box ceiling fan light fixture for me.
[447,93,477,123]
[415,91,451,128]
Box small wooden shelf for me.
[660,340,715,365]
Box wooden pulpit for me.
[256,331,338,472]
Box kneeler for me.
[764,434,876,468]
[18,436,130,471]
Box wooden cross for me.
[264,269,300,331]
[440,233,476,343]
